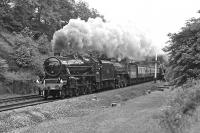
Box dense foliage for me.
[15,45,32,67]
[164,16,200,85]
[13,33,45,76]
[37,34,51,54]
[160,80,200,133]
[0,0,105,39]
[0,0,104,78]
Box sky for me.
[83,0,200,53]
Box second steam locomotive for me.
[37,54,163,99]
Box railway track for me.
[0,95,51,112]
[0,82,170,112]
[0,94,40,104]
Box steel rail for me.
[0,94,41,104]
[0,99,53,112]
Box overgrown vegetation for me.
[37,34,51,54]
[159,80,200,133]
[0,0,105,40]
[164,14,200,85]
[160,10,200,133]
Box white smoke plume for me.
[52,18,155,60]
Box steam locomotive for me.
[37,54,163,99]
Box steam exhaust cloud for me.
[52,18,155,60]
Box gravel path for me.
[0,81,168,133]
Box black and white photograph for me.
[0,0,200,132]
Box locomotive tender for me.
[38,54,162,99]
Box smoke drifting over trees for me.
[52,18,155,60]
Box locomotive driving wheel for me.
[61,87,66,99]
[74,87,79,96]
[44,90,48,100]
[122,80,127,87]
[82,87,87,95]
[85,81,92,94]
[115,83,119,88]
[87,83,92,94]
[68,88,73,97]
[52,93,56,99]
[110,81,115,89]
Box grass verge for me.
[159,80,200,133]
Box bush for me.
[30,55,44,77]
[159,80,200,133]
[15,45,32,67]
[14,33,37,48]
[15,45,45,77]
[37,34,51,54]
[14,33,45,76]
[20,27,34,38]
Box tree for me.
[37,34,51,54]
[75,1,91,21]
[0,0,24,31]
[15,45,32,67]
[75,1,105,21]
[164,16,200,85]
[0,0,105,39]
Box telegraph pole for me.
[154,53,157,83]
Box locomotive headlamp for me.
[60,79,63,83]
